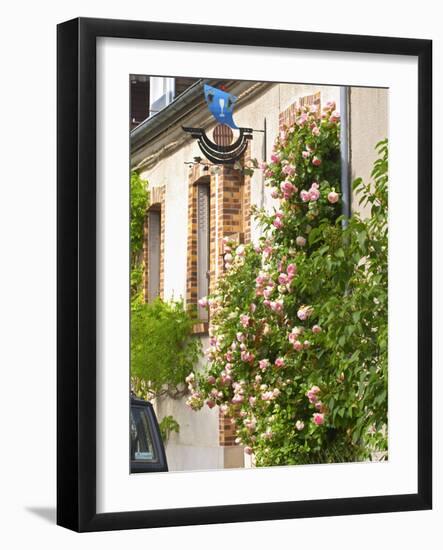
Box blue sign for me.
[204,84,239,129]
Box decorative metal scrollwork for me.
[182,125,253,165]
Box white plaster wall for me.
[349,87,389,217]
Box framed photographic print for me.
[57,17,432,532]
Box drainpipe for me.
[215,171,219,280]
[340,86,351,227]
[260,117,267,208]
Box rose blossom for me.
[295,420,305,431]
[278,273,289,285]
[287,263,297,277]
[280,180,297,198]
[282,164,296,177]
[328,191,339,204]
[198,297,208,308]
[312,126,320,136]
[270,188,279,199]
[240,314,250,327]
[270,153,280,163]
[244,446,253,455]
[273,217,284,229]
[270,300,284,314]
[313,413,325,426]
[207,375,216,385]
[275,357,285,368]
[259,359,270,371]
[302,150,310,159]
[329,110,340,123]
[293,340,303,352]
[236,244,245,257]
[309,187,320,201]
[232,394,244,404]
[297,305,313,321]
[312,156,322,166]
[236,332,245,342]
[296,236,306,247]
[300,189,310,202]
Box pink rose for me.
[273,218,284,229]
[297,305,313,321]
[296,113,308,126]
[240,314,250,327]
[271,188,279,199]
[259,359,270,371]
[312,156,322,166]
[198,297,208,308]
[293,340,303,352]
[296,236,306,247]
[312,126,320,136]
[282,164,296,177]
[302,151,310,159]
[207,375,216,385]
[278,273,289,285]
[270,153,280,163]
[300,189,310,202]
[329,111,340,123]
[287,263,297,277]
[328,191,339,204]
[280,180,297,198]
[313,413,325,426]
[312,325,322,334]
[275,357,285,368]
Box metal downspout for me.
[340,86,351,227]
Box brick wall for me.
[279,90,321,129]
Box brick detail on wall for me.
[185,151,252,447]
[142,185,165,302]
[279,91,321,130]
[219,411,237,447]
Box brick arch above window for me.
[185,148,252,331]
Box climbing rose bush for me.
[187,101,388,466]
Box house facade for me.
[130,78,388,472]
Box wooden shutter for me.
[197,184,210,321]
[147,209,161,302]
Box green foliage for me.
[159,415,180,443]
[131,298,202,398]
[188,99,388,467]
[131,171,149,266]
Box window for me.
[147,206,161,302]
[197,182,210,321]
[149,77,175,115]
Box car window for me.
[130,405,158,462]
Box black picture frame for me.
[57,17,432,532]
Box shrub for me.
[187,100,388,466]
[131,298,202,399]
